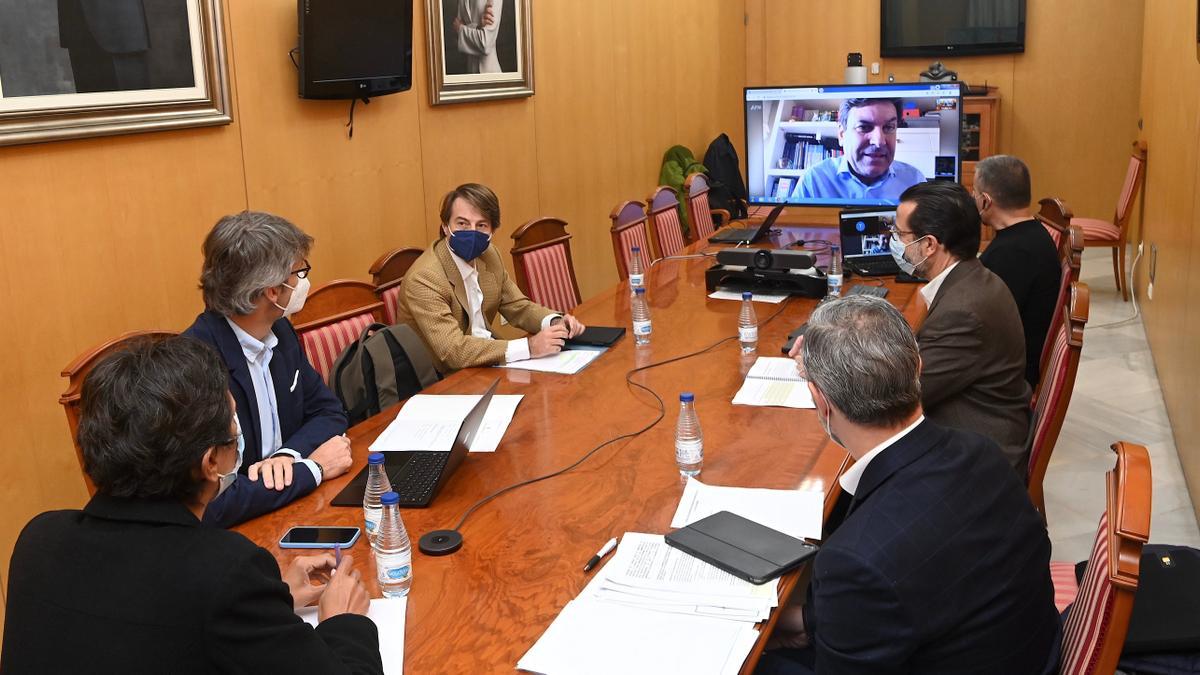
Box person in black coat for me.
[975,155,1062,388]
[761,295,1060,674]
[1,336,382,674]
[183,211,353,528]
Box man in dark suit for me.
[57,0,151,91]
[975,155,1062,387]
[892,180,1032,471]
[760,295,1060,674]
[184,211,352,527]
[2,336,380,673]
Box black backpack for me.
[330,323,440,425]
[703,133,749,220]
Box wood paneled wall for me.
[0,0,745,599]
[1137,0,1200,521]
[745,0,1145,225]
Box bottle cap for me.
[381,491,400,505]
[742,291,753,300]
[634,287,646,295]
[368,452,385,465]
[680,392,694,402]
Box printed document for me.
[670,477,824,540]
[368,394,522,453]
[499,349,603,375]
[299,597,406,673]
[732,357,815,408]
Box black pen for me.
[583,537,618,573]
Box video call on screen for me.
[744,83,962,208]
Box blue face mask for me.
[448,230,491,262]
[888,234,928,276]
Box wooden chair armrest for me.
[712,208,731,228]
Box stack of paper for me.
[298,598,407,673]
[499,349,603,375]
[670,477,824,541]
[368,394,523,453]
[518,533,769,674]
[731,357,815,409]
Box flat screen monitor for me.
[744,82,962,208]
[299,0,413,100]
[881,0,1026,57]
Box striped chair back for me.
[1058,441,1151,675]
[1027,281,1089,517]
[609,200,653,281]
[60,329,179,496]
[509,217,582,314]
[370,247,424,325]
[683,173,721,242]
[292,280,386,384]
[1038,226,1084,381]
[646,186,687,258]
[1036,197,1074,254]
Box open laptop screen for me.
[839,209,897,259]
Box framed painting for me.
[0,0,232,147]
[424,0,533,105]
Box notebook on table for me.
[665,510,819,585]
[565,326,626,348]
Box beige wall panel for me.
[0,125,248,587]
[229,0,431,282]
[1138,0,1200,518]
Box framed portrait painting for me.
[425,0,534,105]
[0,0,232,147]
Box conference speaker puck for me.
[418,529,463,556]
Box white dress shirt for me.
[919,261,960,308]
[225,319,321,484]
[838,415,925,496]
[448,249,558,362]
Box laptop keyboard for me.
[389,452,450,506]
[847,257,900,275]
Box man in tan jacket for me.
[395,183,585,374]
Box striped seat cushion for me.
[522,243,579,313]
[616,224,651,279]
[299,312,374,384]
[1051,560,1081,613]
[689,195,716,241]
[380,285,402,325]
[1038,261,1073,381]
[1072,217,1121,242]
[1029,325,1070,470]
[1060,511,1113,675]
[652,207,686,258]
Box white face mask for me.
[272,276,310,317]
[215,416,244,498]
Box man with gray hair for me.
[975,155,1061,387]
[762,296,1060,674]
[183,211,352,527]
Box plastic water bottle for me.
[362,452,391,544]
[374,491,412,597]
[675,392,703,477]
[632,287,652,345]
[628,246,645,289]
[738,291,758,354]
[827,244,843,298]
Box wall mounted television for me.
[744,82,962,208]
[881,0,1026,57]
[298,0,413,100]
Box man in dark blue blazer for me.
[183,212,352,528]
[765,295,1060,674]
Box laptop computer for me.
[331,379,499,508]
[708,204,785,244]
[839,207,900,276]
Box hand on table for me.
[283,553,335,609]
[319,554,371,621]
[310,435,353,481]
[557,314,586,338]
[529,323,569,358]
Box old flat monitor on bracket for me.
[298,0,413,100]
[744,82,962,208]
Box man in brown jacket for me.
[890,181,1032,472]
[395,183,585,374]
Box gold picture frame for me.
[0,0,232,147]
[425,0,534,105]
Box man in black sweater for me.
[975,155,1061,387]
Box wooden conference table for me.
[236,225,926,674]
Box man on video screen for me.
[791,98,926,202]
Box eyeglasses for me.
[290,260,311,279]
[887,224,917,239]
